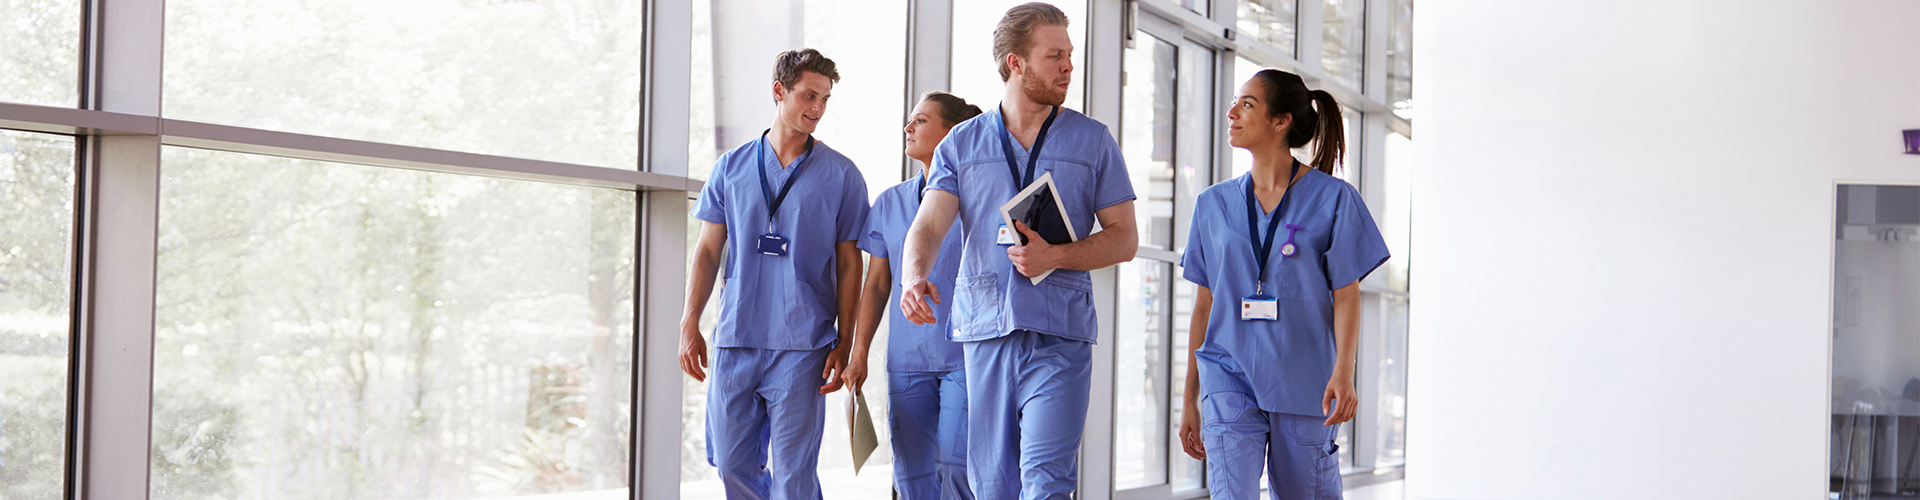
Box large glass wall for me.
[151,148,636,499]
[0,131,75,500]
[1239,0,1299,58]
[950,0,1089,115]
[0,0,79,106]
[163,0,645,169]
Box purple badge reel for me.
[1278,224,1303,257]
[1905,130,1920,155]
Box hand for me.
[841,352,870,393]
[819,345,850,394]
[1006,222,1060,278]
[679,322,709,382]
[900,278,941,325]
[1322,373,1357,426]
[1179,399,1206,460]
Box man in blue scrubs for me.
[680,48,869,500]
[897,4,1138,498]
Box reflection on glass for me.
[0,0,79,106]
[1382,133,1411,292]
[1386,0,1414,120]
[687,0,908,201]
[951,0,1089,115]
[1115,261,1171,489]
[1830,185,1920,498]
[1173,40,1215,253]
[1238,0,1298,58]
[152,148,635,499]
[0,131,75,500]
[1122,35,1177,250]
[1170,275,1204,490]
[164,0,644,169]
[1321,0,1366,89]
[1375,295,1409,466]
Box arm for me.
[819,240,863,394]
[840,255,892,392]
[678,221,728,382]
[1008,200,1139,278]
[1323,280,1362,425]
[899,190,959,325]
[1178,285,1213,459]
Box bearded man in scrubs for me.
[680,48,869,500]
[897,3,1138,498]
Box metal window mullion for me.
[1082,0,1125,496]
[905,0,953,182]
[1295,0,1326,81]
[1361,0,1389,98]
[636,0,693,497]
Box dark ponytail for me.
[921,91,985,128]
[1254,70,1345,175]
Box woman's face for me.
[903,99,951,162]
[1226,77,1288,150]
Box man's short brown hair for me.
[773,48,841,90]
[992,2,1071,82]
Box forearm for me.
[850,257,892,357]
[1184,287,1212,405]
[835,243,863,347]
[1331,282,1361,378]
[1054,220,1139,271]
[681,235,724,328]
[902,192,958,283]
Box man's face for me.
[1015,25,1074,106]
[774,71,833,135]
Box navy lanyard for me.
[1244,160,1302,294]
[755,130,817,227]
[997,105,1060,189]
[916,172,927,203]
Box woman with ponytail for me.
[1174,70,1389,499]
[842,91,983,500]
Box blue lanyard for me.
[997,105,1060,189]
[916,172,927,203]
[1244,161,1301,294]
[755,130,816,227]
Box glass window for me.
[1169,275,1204,490]
[1122,35,1177,251]
[1375,295,1409,467]
[0,130,75,500]
[950,0,1089,116]
[687,0,908,203]
[0,0,79,107]
[1237,0,1297,58]
[1320,0,1365,90]
[1115,260,1171,490]
[1386,0,1413,120]
[1173,40,1215,252]
[162,0,645,169]
[150,148,636,499]
[1382,133,1411,292]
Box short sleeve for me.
[1091,131,1137,211]
[1180,200,1210,288]
[858,193,891,258]
[692,158,728,224]
[926,134,962,196]
[1324,184,1391,289]
[836,166,871,243]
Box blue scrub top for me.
[927,107,1136,344]
[694,136,870,350]
[858,173,966,372]
[1180,170,1389,416]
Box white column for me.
[637,1,693,498]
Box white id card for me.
[996,224,1017,246]
[1241,295,1278,321]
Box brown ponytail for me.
[921,91,985,128]
[1254,70,1346,175]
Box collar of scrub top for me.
[755,129,818,231]
[996,104,1061,189]
[1245,159,1305,295]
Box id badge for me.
[757,233,790,256]
[996,224,1017,246]
[1240,294,1278,321]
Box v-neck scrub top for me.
[1180,170,1389,416]
[859,173,966,372]
[694,137,870,350]
[926,107,1136,344]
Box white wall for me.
[1405,0,1920,497]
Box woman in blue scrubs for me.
[842,91,982,500]
[1176,69,1390,500]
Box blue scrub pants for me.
[705,346,829,500]
[1199,392,1344,500]
[963,329,1091,500]
[888,369,973,500]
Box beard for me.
[1020,63,1069,106]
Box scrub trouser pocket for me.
[963,330,1091,500]
[1200,392,1344,500]
[705,346,830,500]
[888,369,973,500]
